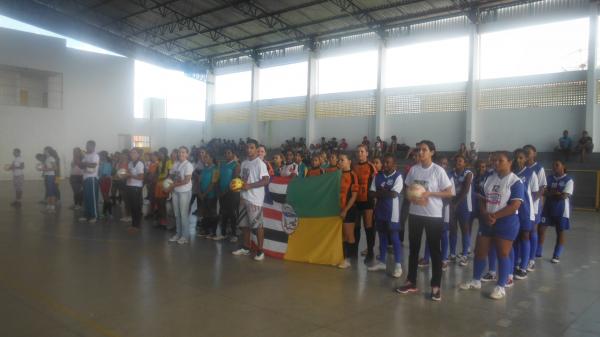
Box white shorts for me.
[237,199,263,230]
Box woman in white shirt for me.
[396,140,453,301]
[125,148,145,233]
[165,146,194,245]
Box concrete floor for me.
[0,181,599,337]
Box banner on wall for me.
[251,171,344,266]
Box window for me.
[134,60,206,121]
[215,71,252,104]
[481,18,589,79]
[132,135,151,148]
[0,65,62,109]
[385,36,469,88]
[259,62,307,100]
[317,50,378,94]
[0,15,122,56]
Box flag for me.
[252,171,343,266]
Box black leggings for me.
[220,191,240,236]
[70,175,84,206]
[407,215,443,288]
[126,186,143,228]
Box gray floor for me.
[0,181,599,337]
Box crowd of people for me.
[4,136,574,301]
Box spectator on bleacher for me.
[340,138,348,151]
[555,130,572,161]
[388,135,398,155]
[467,141,478,163]
[374,137,383,157]
[362,136,370,149]
[574,130,593,163]
[456,143,468,159]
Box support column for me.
[306,49,317,146]
[375,39,387,141]
[586,5,599,151]
[204,70,215,141]
[465,22,481,146]
[249,60,260,141]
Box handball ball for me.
[230,178,244,192]
[117,168,127,178]
[36,163,44,171]
[162,178,174,190]
[406,184,426,200]
[3,164,11,171]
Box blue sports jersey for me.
[528,162,547,217]
[449,168,473,213]
[219,160,237,193]
[515,166,538,228]
[370,170,403,223]
[483,172,524,228]
[543,174,574,218]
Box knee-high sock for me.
[365,226,375,257]
[498,256,511,287]
[488,246,497,273]
[423,242,430,262]
[530,230,539,261]
[441,229,449,261]
[354,225,361,256]
[462,230,471,256]
[450,230,457,256]
[520,238,531,270]
[378,231,388,263]
[390,231,402,263]
[553,243,564,258]
[473,257,486,280]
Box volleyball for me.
[117,168,127,178]
[230,178,244,192]
[406,184,426,200]
[36,163,44,171]
[162,178,174,190]
[3,164,11,171]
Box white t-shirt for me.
[405,163,453,218]
[529,162,547,214]
[12,156,24,177]
[240,157,269,207]
[483,172,524,215]
[82,152,100,179]
[43,156,56,176]
[127,161,145,187]
[70,161,83,176]
[173,160,194,193]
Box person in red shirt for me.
[352,144,377,263]
[306,156,324,177]
[338,153,359,269]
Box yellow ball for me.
[230,178,244,192]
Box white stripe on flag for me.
[268,182,288,195]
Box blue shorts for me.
[454,209,471,225]
[44,175,58,198]
[519,219,533,232]
[541,216,570,231]
[375,220,401,232]
[479,216,519,241]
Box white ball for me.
[162,178,174,190]
[117,168,127,178]
[406,184,426,200]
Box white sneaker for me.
[459,255,469,267]
[229,236,238,243]
[232,248,250,256]
[490,285,506,299]
[337,258,351,269]
[254,252,265,261]
[367,261,386,272]
[212,234,226,241]
[120,216,131,222]
[459,279,482,290]
[527,260,536,271]
[392,263,403,278]
[177,237,188,245]
[551,257,560,264]
[168,235,179,242]
[78,217,88,222]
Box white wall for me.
[316,116,374,148]
[261,120,305,148]
[0,28,204,180]
[385,111,466,151]
[212,121,249,142]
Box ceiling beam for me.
[101,0,181,28]
[328,0,385,37]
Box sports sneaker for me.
[229,236,238,243]
[448,254,457,262]
[360,248,368,256]
[551,257,560,264]
[514,269,528,280]
[490,285,506,300]
[459,255,469,267]
[254,252,265,261]
[459,279,482,290]
[205,234,215,240]
[442,261,449,271]
[395,283,418,294]
[505,277,514,288]
[418,258,430,268]
[431,288,442,301]
[481,272,497,282]
[212,234,226,241]
[78,217,88,222]
[367,261,386,272]
[168,235,179,242]
[392,263,403,278]
[337,258,351,269]
[177,237,188,245]
[196,231,207,238]
[232,248,250,256]
[120,216,131,222]
[527,260,536,271]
